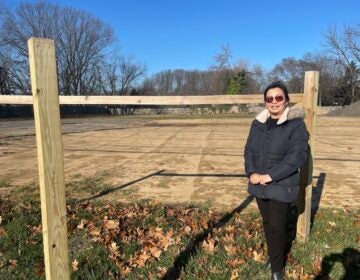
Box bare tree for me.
[102,55,146,95]
[56,6,115,95]
[0,1,115,95]
[211,44,232,70]
[324,23,360,103]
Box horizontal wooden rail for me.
[0,93,304,105]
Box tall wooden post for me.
[297,71,319,242]
[28,38,70,279]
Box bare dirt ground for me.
[0,114,359,211]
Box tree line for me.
[0,1,359,106]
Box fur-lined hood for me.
[255,106,305,125]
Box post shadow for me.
[156,171,248,178]
[73,170,249,205]
[314,248,360,280]
[162,195,254,280]
[311,172,326,229]
[284,171,326,261]
[74,170,165,204]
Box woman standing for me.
[244,81,308,280]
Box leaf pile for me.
[1,197,359,279]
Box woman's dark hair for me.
[263,81,290,102]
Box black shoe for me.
[271,270,284,280]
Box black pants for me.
[256,197,290,273]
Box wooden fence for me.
[0,38,319,280]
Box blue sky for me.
[4,0,360,75]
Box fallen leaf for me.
[328,221,336,227]
[31,224,42,234]
[149,246,162,259]
[34,262,45,276]
[72,259,79,272]
[227,258,245,267]
[354,220,360,228]
[103,219,119,230]
[131,251,151,268]
[230,269,240,280]
[26,239,38,245]
[109,242,120,257]
[87,222,101,237]
[77,219,88,230]
[253,250,264,262]
[0,227,6,237]
[224,244,237,256]
[209,265,219,273]
[120,265,132,275]
[244,229,251,240]
[8,259,17,270]
[184,225,192,233]
[201,238,216,254]
[225,225,235,232]
[312,255,322,274]
[222,233,235,243]
[156,266,167,278]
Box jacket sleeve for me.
[244,121,258,177]
[268,120,308,182]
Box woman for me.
[244,81,308,280]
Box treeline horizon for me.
[0,1,359,106]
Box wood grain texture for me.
[28,37,70,279]
[0,93,304,105]
[297,71,319,242]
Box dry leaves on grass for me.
[71,202,178,271]
[287,265,313,280]
[312,255,323,275]
[102,219,120,230]
[64,200,268,276]
[227,258,245,268]
[109,242,121,257]
[8,259,17,270]
[72,259,79,272]
[29,224,42,234]
[76,219,88,230]
[328,221,336,227]
[222,233,235,243]
[224,244,237,256]
[201,236,217,254]
[0,227,6,237]
[230,269,241,280]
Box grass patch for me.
[1,197,359,279]
[0,179,11,188]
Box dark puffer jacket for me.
[244,107,308,203]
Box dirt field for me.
[0,114,359,211]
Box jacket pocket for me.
[275,172,300,186]
[263,184,300,203]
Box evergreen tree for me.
[226,70,246,95]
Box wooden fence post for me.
[28,37,70,279]
[297,71,319,242]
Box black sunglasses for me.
[265,95,285,103]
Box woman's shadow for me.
[314,247,360,280]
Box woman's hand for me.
[250,173,261,184]
[260,174,272,185]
